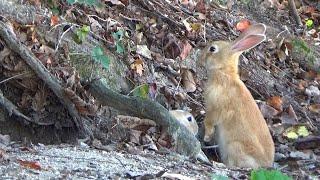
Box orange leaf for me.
[135,63,143,76]
[50,15,59,26]
[18,160,43,170]
[236,20,251,32]
[266,96,283,112]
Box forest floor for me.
[0,0,320,179]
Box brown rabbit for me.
[169,110,198,135]
[199,23,274,168]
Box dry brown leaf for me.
[129,129,142,145]
[31,86,48,112]
[116,115,157,130]
[179,40,192,60]
[18,160,44,170]
[266,96,283,112]
[195,0,206,14]
[50,15,59,26]
[260,103,279,119]
[309,104,320,114]
[64,88,98,116]
[276,50,287,62]
[130,58,144,76]
[182,69,196,92]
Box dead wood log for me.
[88,78,208,161]
[0,20,84,132]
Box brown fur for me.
[169,110,198,135]
[199,24,274,168]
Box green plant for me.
[91,46,110,68]
[67,0,102,7]
[112,30,125,54]
[72,25,90,44]
[251,169,293,180]
[292,38,317,65]
[305,19,313,28]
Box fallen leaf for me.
[260,103,279,119]
[236,20,251,32]
[284,125,311,140]
[136,45,152,59]
[18,160,43,170]
[179,40,192,60]
[309,104,320,114]
[130,58,144,76]
[105,0,125,7]
[50,15,59,26]
[266,96,283,112]
[182,69,196,92]
[182,19,192,32]
[190,23,203,31]
[195,0,206,14]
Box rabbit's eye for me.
[209,45,217,53]
[187,116,192,122]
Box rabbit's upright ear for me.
[231,23,266,53]
[231,34,266,53]
[234,23,266,42]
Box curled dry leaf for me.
[130,58,144,76]
[64,88,98,116]
[179,40,192,60]
[260,102,279,119]
[182,69,196,92]
[266,96,283,112]
[116,115,157,130]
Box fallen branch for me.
[0,20,84,132]
[88,78,208,161]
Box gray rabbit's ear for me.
[231,34,266,53]
[233,23,266,45]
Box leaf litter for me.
[0,0,320,179]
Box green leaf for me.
[251,169,293,180]
[91,46,110,68]
[132,84,150,99]
[297,126,310,137]
[112,30,125,54]
[305,19,313,27]
[84,0,96,6]
[74,25,90,44]
[67,0,76,5]
[51,8,60,15]
[210,174,229,180]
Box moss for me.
[291,38,317,65]
[69,50,128,92]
